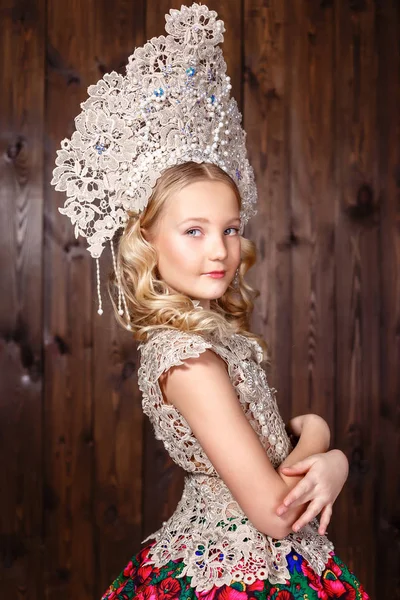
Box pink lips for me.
[205,271,225,279]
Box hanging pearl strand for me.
[110,239,124,315]
[110,240,132,330]
[96,258,103,315]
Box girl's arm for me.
[159,350,320,540]
[276,414,349,535]
[278,450,349,534]
[277,414,331,490]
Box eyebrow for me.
[178,217,241,225]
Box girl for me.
[99,161,369,599]
[50,4,370,598]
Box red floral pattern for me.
[101,540,370,600]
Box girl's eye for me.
[185,227,239,237]
[186,228,201,236]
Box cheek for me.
[232,240,241,265]
[158,236,199,271]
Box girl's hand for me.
[276,449,349,535]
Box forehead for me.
[165,179,240,221]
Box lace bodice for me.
[137,328,334,591]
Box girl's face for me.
[147,179,241,309]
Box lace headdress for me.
[51,2,258,327]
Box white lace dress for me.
[136,327,334,592]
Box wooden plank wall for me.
[0,0,398,598]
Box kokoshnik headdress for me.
[51,2,258,329]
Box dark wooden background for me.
[0,0,398,597]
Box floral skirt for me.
[101,539,370,600]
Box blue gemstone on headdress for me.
[153,87,164,97]
[186,67,196,77]
[236,168,242,180]
[95,143,106,155]
[210,94,216,104]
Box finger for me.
[291,500,323,532]
[277,479,314,514]
[282,480,310,507]
[280,460,312,475]
[280,454,320,474]
[282,488,315,510]
[277,488,315,514]
[280,467,309,477]
[318,503,333,535]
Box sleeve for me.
[138,328,226,404]
[152,329,216,381]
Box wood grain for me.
[0,1,398,597]
[375,0,400,594]
[333,0,380,589]
[44,1,97,597]
[0,0,45,598]
[91,1,146,595]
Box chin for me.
[206,288,230,301]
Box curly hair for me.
[107,161,269,361]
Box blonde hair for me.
[107,161,269,360]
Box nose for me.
[207,233,228,261]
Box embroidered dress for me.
[101,328,369,599]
